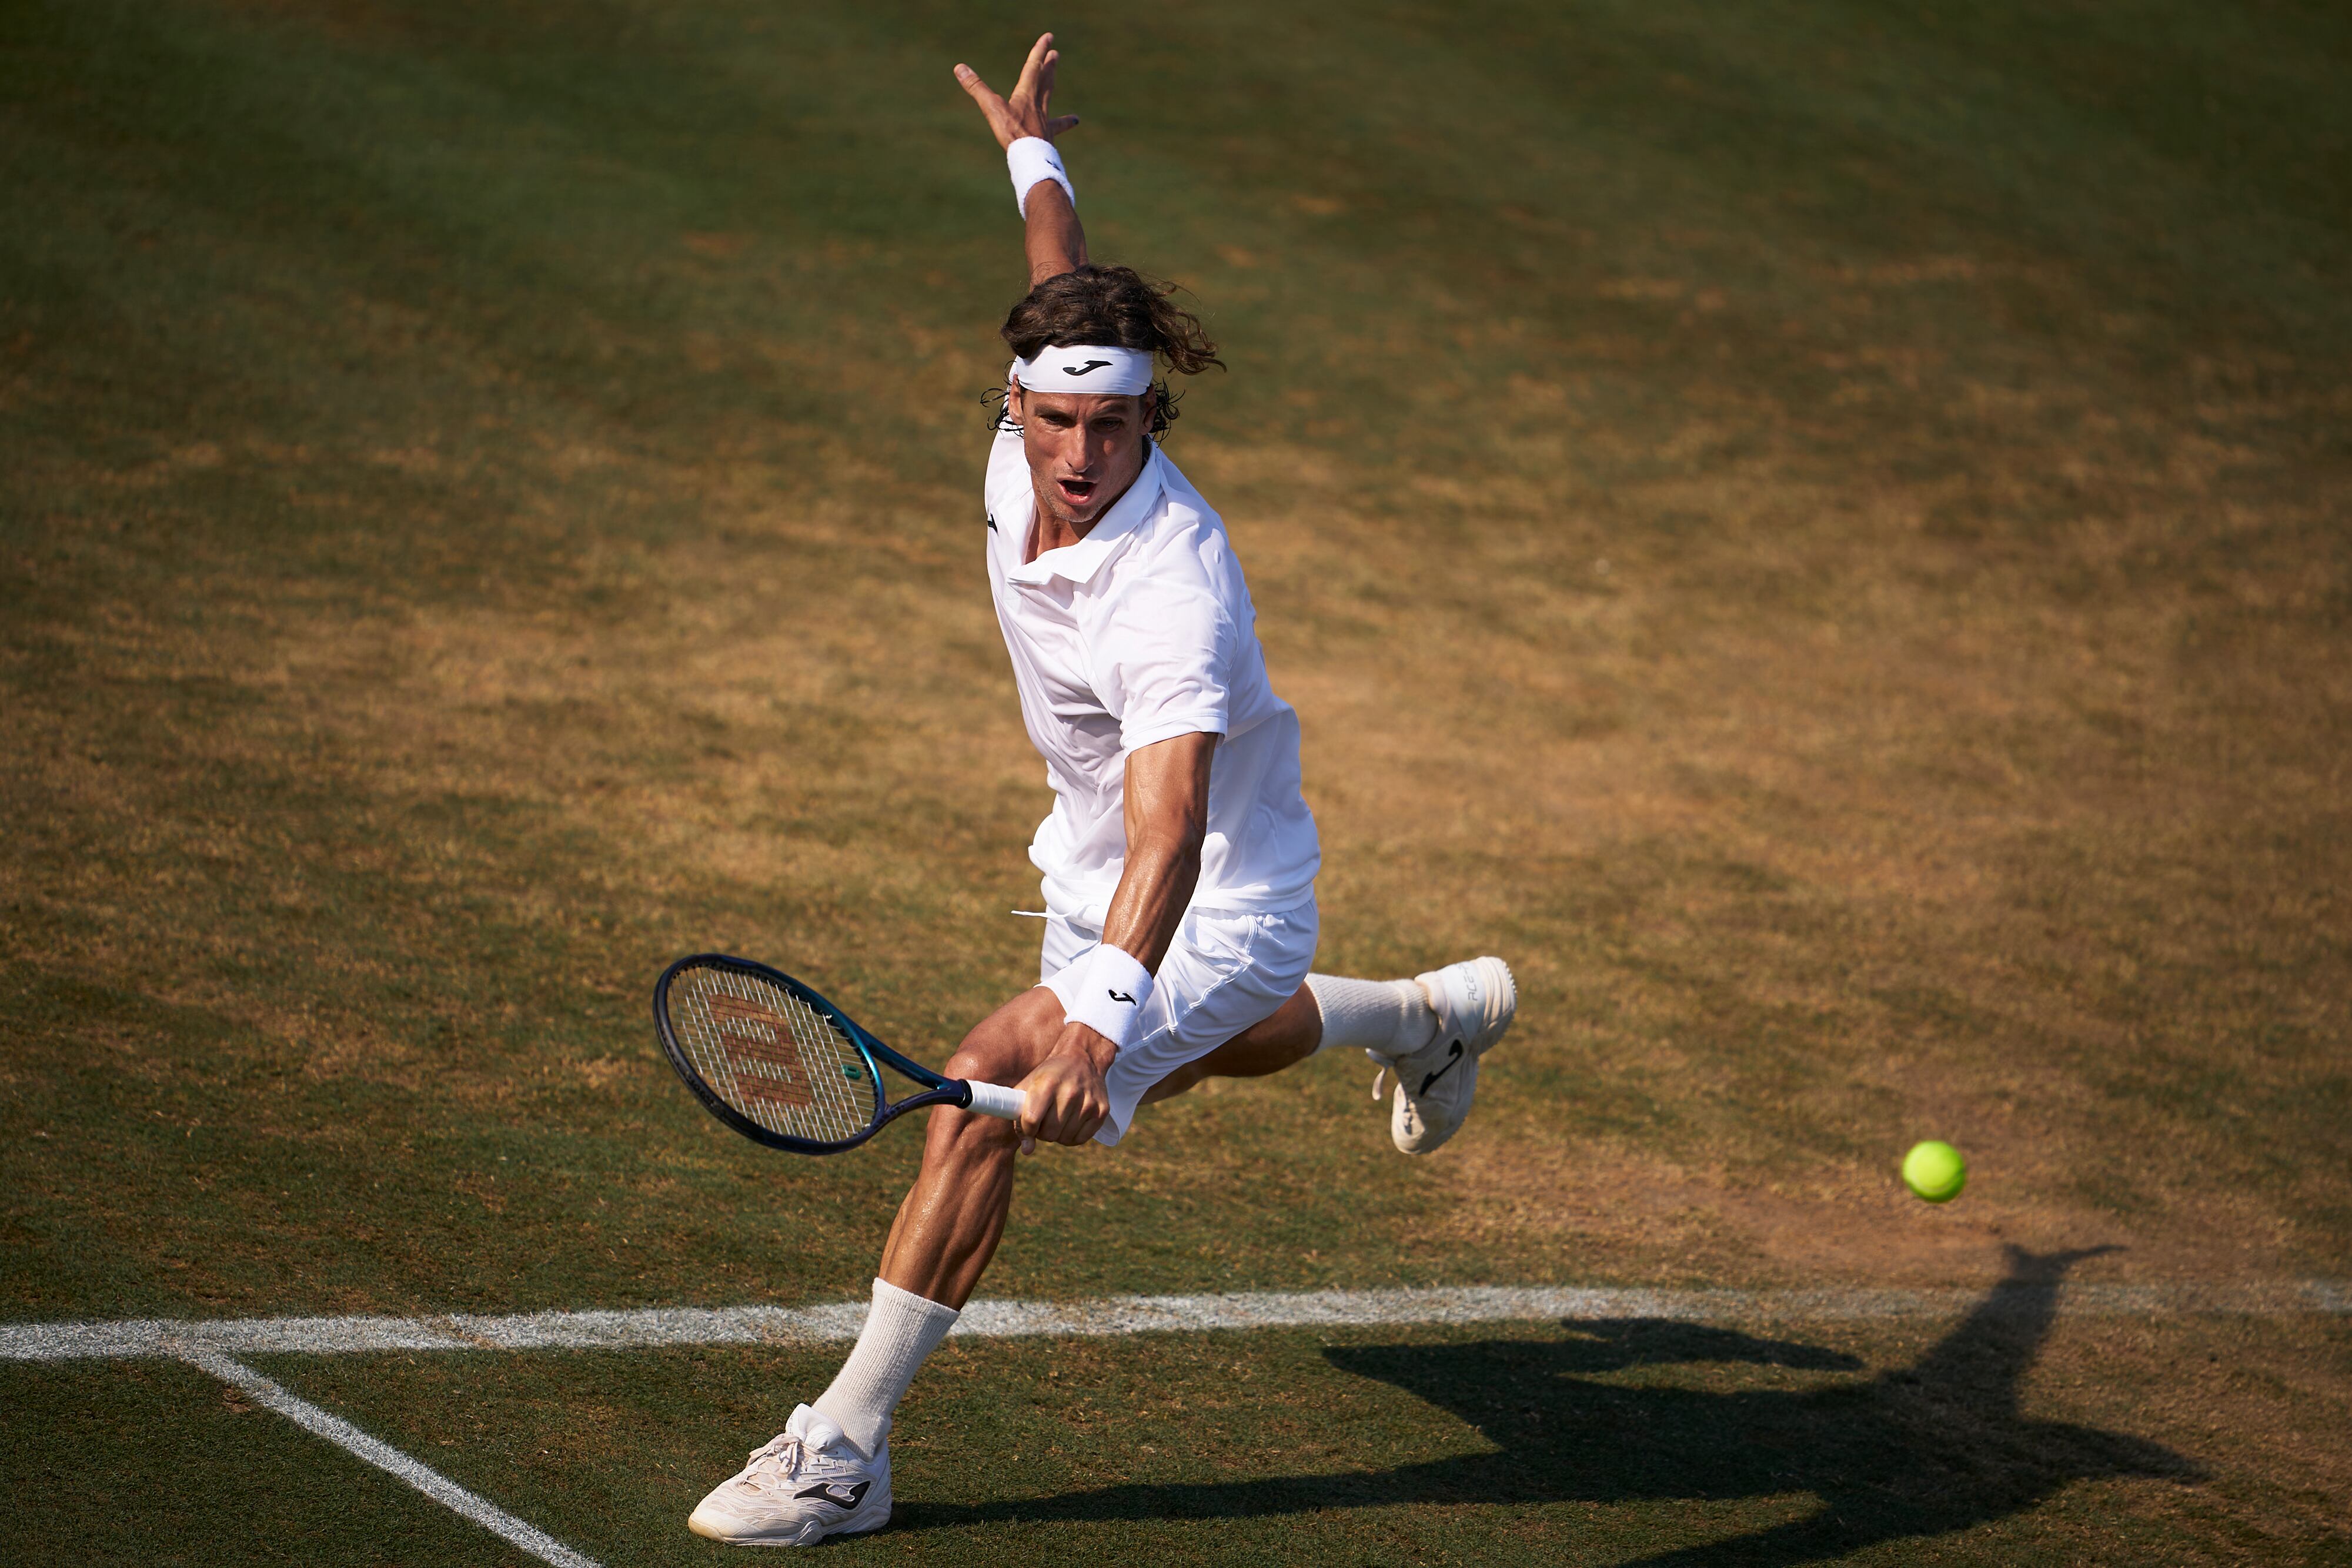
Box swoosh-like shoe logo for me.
[795,1480,871,1510]
[1418,1040,1465,1095]
[1107,988,1136,1005]
[1064,359,1112,375]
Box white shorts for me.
[1039,898,1318,1146]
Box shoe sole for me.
[688,1503,893,1546]
[1392,1056,1477,1155]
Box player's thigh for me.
[1140,985,1319,1104]
[1122,902,1319,1110]
[1205,984,1322,1073]
[943,984,1067,1085]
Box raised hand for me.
[954,32,1080,150]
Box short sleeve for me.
[1096,574,1235,753]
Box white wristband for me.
[1061,943,1154,1051]
[1007,136,1075,218]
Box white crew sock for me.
[811,1278,959,1459]
[1305,974,1439,1057]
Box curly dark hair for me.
[987,264,1223,442]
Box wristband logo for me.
[1107,988,1137,1005]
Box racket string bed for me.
[657,951,1025,1154]
[680,971,763,1129]
[776,982,874,1142]
[747,971,870,1144]
[675,967,876,1144]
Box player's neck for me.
[1027,467,1145,562]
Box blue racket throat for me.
[653,953,1024,1155]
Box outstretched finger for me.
[1045,114,1080,138]
[953,62,999,109]
[1011,32,1055,101]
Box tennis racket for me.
[653,952,1027,1154]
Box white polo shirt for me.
[983,424,1319,925]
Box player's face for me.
[1015,388,1154,530]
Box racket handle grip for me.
[963,1080,1028,1121]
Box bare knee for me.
[923,1072,1022,1158]
[945,1019,1033,1094]
[930,1016,1041,1154]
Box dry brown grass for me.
[22,352,2337,1296]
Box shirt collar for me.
[1006,446,1165,587]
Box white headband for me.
[1008,345,1155,396]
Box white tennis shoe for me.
[1370,957,1516,1155]
[687,1404,891,1546]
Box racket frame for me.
[653,952,985,1155]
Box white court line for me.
[7,1279,2347,1363]
[179,1346,600,1567]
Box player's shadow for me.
[898,1246,2203,1562]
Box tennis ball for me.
[1902,1139,1967,1203]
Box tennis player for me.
[689,34,1515,1544]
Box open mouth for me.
[1055,476,1098,507]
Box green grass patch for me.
[15,1274,2348,1563]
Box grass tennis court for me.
[4,0,2348,1561]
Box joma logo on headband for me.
[1059,360,1112,375]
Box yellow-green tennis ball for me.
[1902,1139,1967,1203]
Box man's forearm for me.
[1097,830,1204,975]
[1024,178,1087,286]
